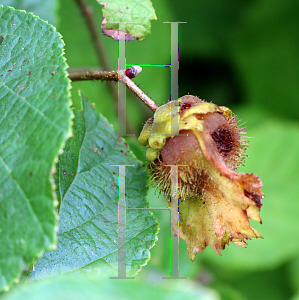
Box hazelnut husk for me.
[138,95,263,260]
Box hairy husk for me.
[138,95,263,260]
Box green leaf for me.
[0,6,71,292]
[98,0,157,41]
[1,0,58,25]
[5,273,219,300]
[203,108,299,271]
[29,91,158,280]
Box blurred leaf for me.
[210,283,246,300]
[228,0,299,119]
[29,91,158,280]
[0,6,71,291]
[5,273,219,300]
[202,107,299,271]
[97,0,157,41]
[287,255,299,293]
[1,0,58,25]
[213,264,293,300]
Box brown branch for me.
[74,0,111,72]
[74,0,136,133]
[74,0,119,102]
[119,74,158,112]
[68,70,118,82]
[68,69,159,112]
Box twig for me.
[74,0,135,133]
[68,70,118,82]
[74,0,118,100]
[118,74,158,112]
[74,0,110,72]
[68,67,159,112]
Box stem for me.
[119,74,158,112]
[74,0,110,72]
[74,0,136,133]
[68,69,159,112]
[68,70,118,82]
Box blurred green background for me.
[4,0,299,299]
[47,0,299,299]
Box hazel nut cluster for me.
[138,95,263,259]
